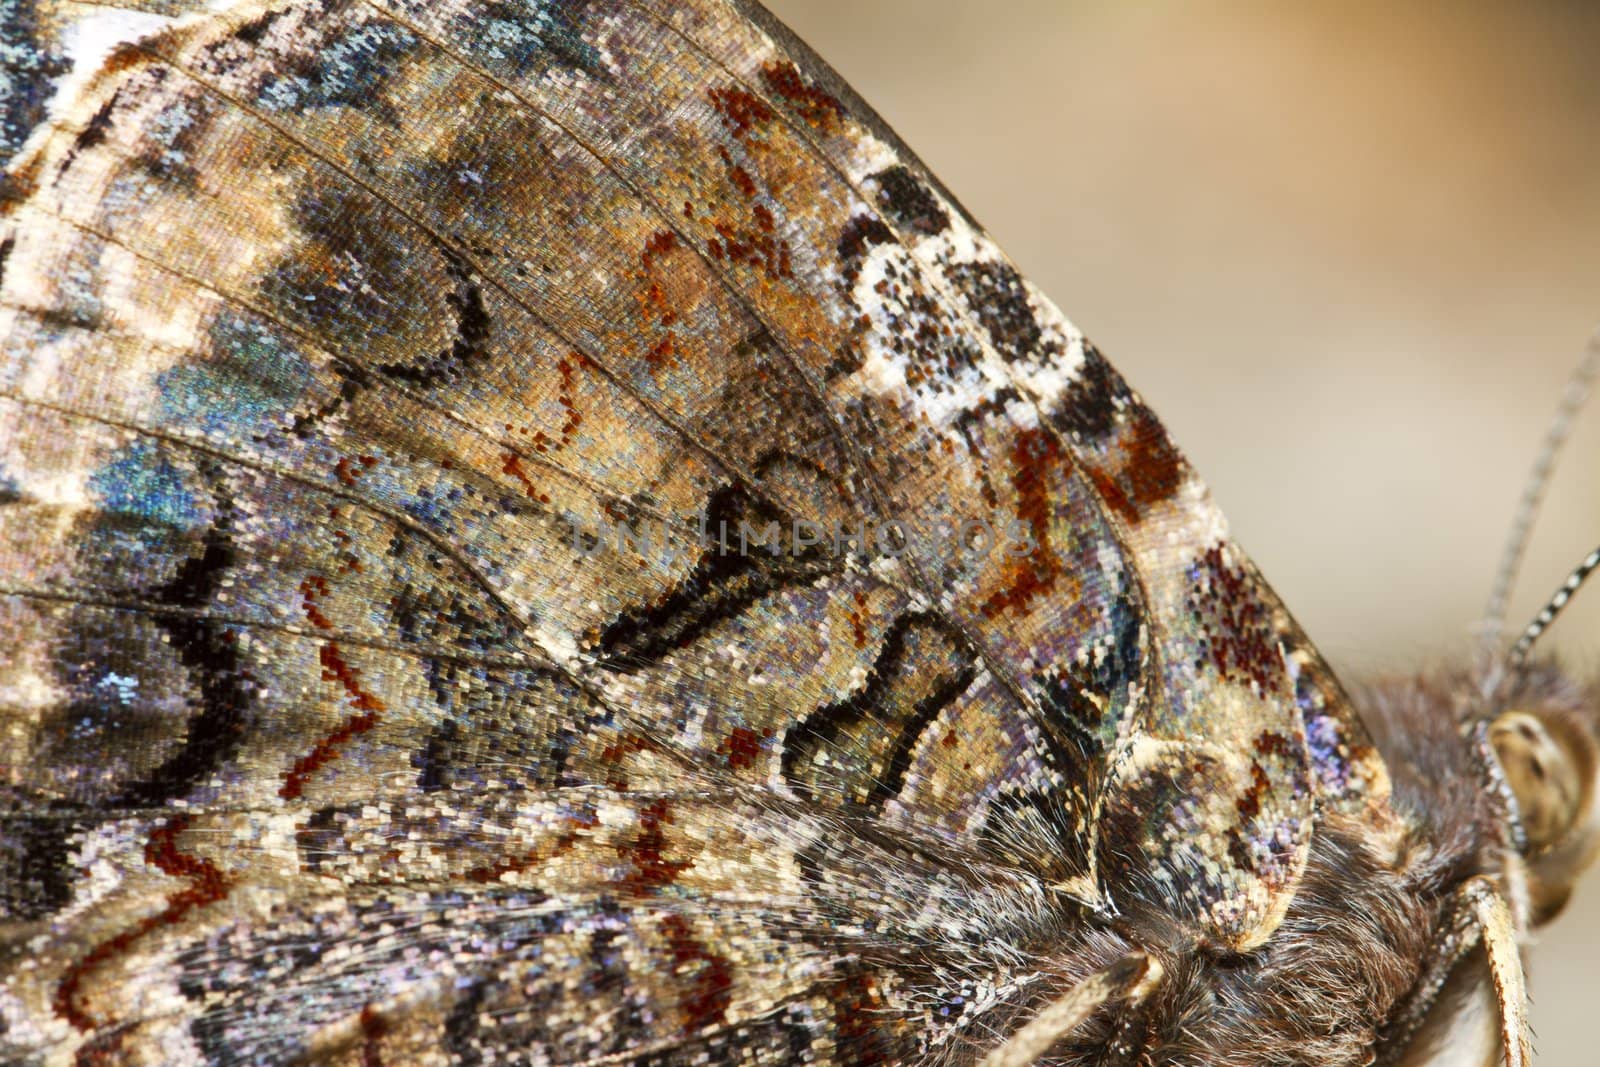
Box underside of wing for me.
[1,0,1390,1062]
[664,0,1394,945]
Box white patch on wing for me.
[1010,334,1090,403]
[914,212,1099,406]
[531,622,581,668]
[851,243,1010,427]
[51,9,176,123]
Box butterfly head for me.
[1484,666,1600,925]
[1478,538,1600,923]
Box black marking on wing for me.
[782,611,977,810]
[591,483,839,669]
[978,786,1091,886]
[52,88,122,180]
[413,716,461,794]
[399,0,609,81]
[409,667,584,793]
[1035,673,1106,756]
[0,811,77,920]
[587,912,653,1045]
[950,385,1023,509]
[979,599,1143,882]
[251,14,416,120]
[441,976,489,1065]
[377,250,492,386]
[289,365,369,439]
[871,164,949,236]
[3,463,247,923]
[1034,591,1143,761]
[836,213,894,267]
[177,916,336,1065]
[133,94,216,189]
[232,10,287,46]
[263,185,498,439]
[293,804,358,874]
[729,0,984,232]
[266,182,452,350]
[1043,341,1131,443]
[112,459,250,808]
[947,259,1043,365]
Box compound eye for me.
[1490,710,1583,852]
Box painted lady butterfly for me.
[2,2,1595,1064]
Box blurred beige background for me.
[764,0,1600,1060]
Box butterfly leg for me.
[977,952,1163,1067]
[1088,993,1154,1067]
[1379,875,1530,1067]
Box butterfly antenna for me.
[1480,328,1600,650]
[1505,543,1600,670]
[1504,547,1600,671]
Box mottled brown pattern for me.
[1085,406,1186,527]
[0,2,1592,1065]
[759,60,845,129]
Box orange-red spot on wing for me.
[1191,544,1281,694]
[1236,760,1272,821]
[719,726,770,771]
[359,1004,388,1067]
[278,643,385,800]
[641,228,678,270]
[501,452,551,504]
[618,799,693,893]
[981,428,1064,618]
[659,913,733,1032]
[300,575,334,629]
[1090,406,1185,526]
[848,589,869,648]
[760,61,846,128]
[333,454,377,487]
[637,232,685,368]
[707,85,775,140]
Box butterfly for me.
[2,2,1596,1065]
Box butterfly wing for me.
[1,1,1388,1062]
[646,0,1394,942]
